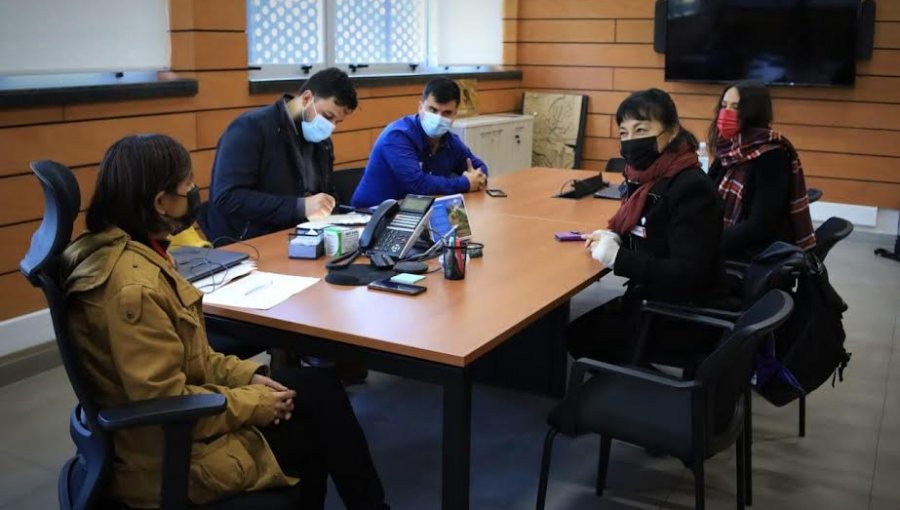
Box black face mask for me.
[620,136,661,170]
[168,186,202,235]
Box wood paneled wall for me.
[504,0,900,209]
[0,0,521,322]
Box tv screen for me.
[665,0,859,87]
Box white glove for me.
[591,234,621,268]
[584,229,621,251]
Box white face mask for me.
[301,99,335,143]
[419,109,453,139]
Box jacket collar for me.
[62,227,202,308]
[277,94,303,138]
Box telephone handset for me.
[359,195,435,259]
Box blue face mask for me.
[301,100,335,143]
[420,110,453,139]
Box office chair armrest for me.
[725,259,750,273]
[570,357,701,391]
[98,395,227,509]
[97,394,226,431]
[642,300,741,322]
[639,301,737,331]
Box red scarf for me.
[608,144,699,235]
[716,128,816,251]
[148,238,175,267]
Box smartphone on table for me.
[486,189,507,198]
[554,231,584,242]
[367,278,427,296]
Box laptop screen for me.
[428,194,472,243]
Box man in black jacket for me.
[203,68,358,243]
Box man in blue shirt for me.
[351,78,488,207]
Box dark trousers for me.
[566,296,720,368]
[259,368,387,510]
[207,331,265,359]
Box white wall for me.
[430,0,502,66]
[0,0,170,74]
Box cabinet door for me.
[510,120,534,172]
[474,127,504,175]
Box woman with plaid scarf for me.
[708,81,816,260]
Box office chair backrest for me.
[19,161,111,510]
[695,289,793,434]
[812,216,853,262]
[332,167,365,205]
[604,158,626,173]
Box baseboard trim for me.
[0,340,61,388]
[0,308,54,358]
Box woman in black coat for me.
[567,89,726,366]
[708,80,816,260]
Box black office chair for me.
[728,217,853,437]
[20,160,303,510]
[812,216,853,262]
[536,290,794,510]
[604,157,626,173]
[806,187,823,204]
[332,167,366,205]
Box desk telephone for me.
[359,194,435,260]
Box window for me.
[247,0,502,79]
[333,0,426,65]
[0,0,169,75]
[247,0,324,67]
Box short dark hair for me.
[616,88,698,152]
[299,67,358,110]
[86,134,192,240]
[422,77,461,105]
[708,80,773,144]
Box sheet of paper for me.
[297,212,371,229]
[203,271,320,310]
[192,260,257,294]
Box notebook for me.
[170,246,250,283]
[428,194,473,243]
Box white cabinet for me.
[448,114,534,177]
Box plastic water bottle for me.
[697,142,710,173]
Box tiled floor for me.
[1,235,898,509]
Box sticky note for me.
[390,273,426,284]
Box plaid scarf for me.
[716,128,816,251]
[608,143,699,235]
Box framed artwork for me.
[522,92,589,169]
[454,79,478,117]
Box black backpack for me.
[751,243,852,406]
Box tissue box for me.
[288,230,324,259]
[323,226,359,257]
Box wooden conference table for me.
[203,168,621,510]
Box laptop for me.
[593,181,627,200]
[170,246,250,283]
[428,194,473,243]
[594,158,627,200]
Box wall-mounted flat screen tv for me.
[665,0,859,87]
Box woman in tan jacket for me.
[61,134,388,509]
